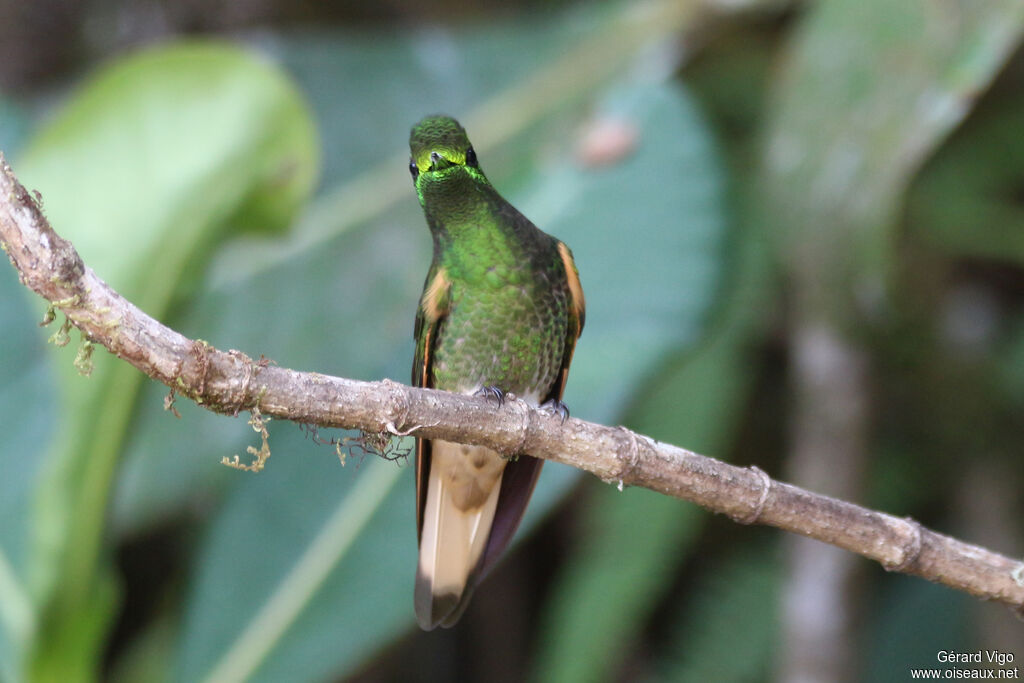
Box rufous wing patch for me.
[421,266,451,324]
[544,241,585,405]
[557,241,585,334]
[414,266,451,542]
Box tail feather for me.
[415,440,505,630]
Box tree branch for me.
[2,152,1023,614]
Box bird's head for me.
[408,115,484,187]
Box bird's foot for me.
[539,399,570,424]
[475,385,506,407]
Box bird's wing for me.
[413,264,450,540]
[548,241,586,403]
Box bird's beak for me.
[429,151,453,172]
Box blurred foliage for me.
[865,575,973,683]
[652,542,781,683]
[760,0,1024,326]
[0,0,1023,682]
[11,42,319,681]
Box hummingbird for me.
[409,115,585,630]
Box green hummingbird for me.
[409,115,585,630]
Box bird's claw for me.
[539,399,570,424]
[475,385,506,407]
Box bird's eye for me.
[409,158,419,179]
[465,147,478,167]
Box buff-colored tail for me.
[415,440,506,630]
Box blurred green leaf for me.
[520,80,729,420]
[9,42,318,680]
[652,545,780,683]
[179,455,409,683]
[205,0,698,289]
[865,575,972,683]
[761,0,1024,319]
[907,91,1024,263]
[532,485,702,683]
[531,176,769,682]
[0,100,47,676]
[108,611,176,683]
[1000,313,1024,407]
[0,268,53,683]
[0,94,30,158]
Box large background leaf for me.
[5,42,318,680]
[172,47,729,683]
[0,267,53,683]
[761,0,1024,315]
[530,174,768,682]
